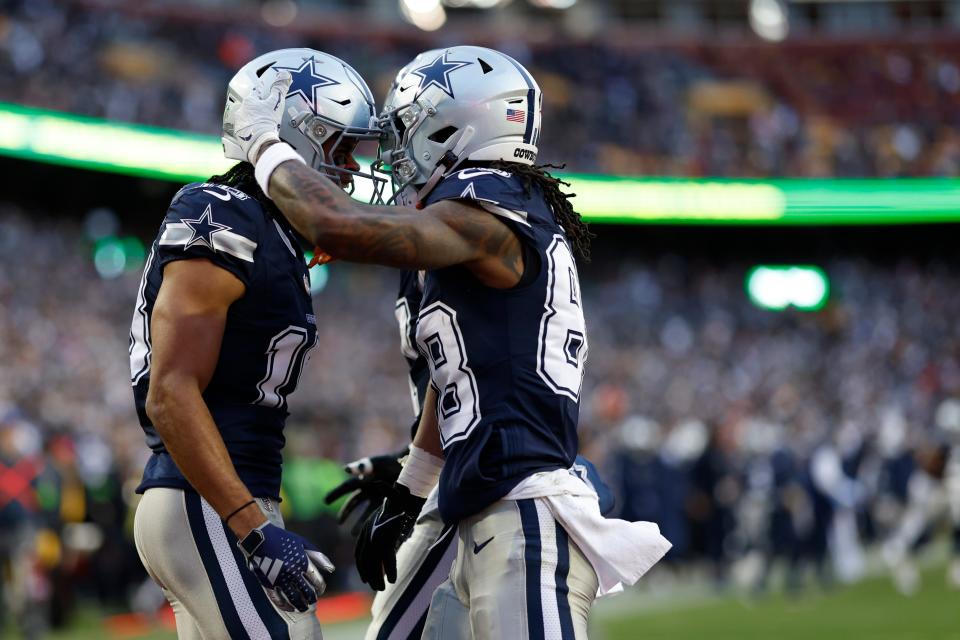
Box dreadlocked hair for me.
[207,162,282,219]
[490,160,593,261]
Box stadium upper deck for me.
[3,0,960,177]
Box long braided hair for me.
[491,160,593,261]
[207,162,282,218]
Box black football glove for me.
[324,448,407,536]
[354,483,425,591]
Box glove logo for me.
[237,522,333,613]
[370,512,403,536]
[255,556,285,585]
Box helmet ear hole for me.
[428,126,458,143]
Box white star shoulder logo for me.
[181,204,231,251]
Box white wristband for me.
[254,142,305,197]
[397,445,444,499]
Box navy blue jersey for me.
[395,269,430,419]
[129,182,317,500]
[418,168,587,524]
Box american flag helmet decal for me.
[506,108,526,123]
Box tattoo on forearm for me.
[270,161,524,276]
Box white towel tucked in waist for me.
[505,468,672,596]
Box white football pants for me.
[364,506,458,640]
[422,498,598,640]
[134,487,324,640]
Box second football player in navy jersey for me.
[130,48,385,639]
[417,167,586,523]
[132,181,318,501]
[326,263,613,640]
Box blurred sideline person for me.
[0,421,48,640]
[224,45,671,639]
[881,400,960,594]
[129,48,383,639]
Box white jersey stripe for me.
[458,180,532,227]
[215,231,259,263]
[129,248,156,385]
[535,499,563,639]
[199,499,272,639]
[273,219,297,257]
[478,202,532,227]
[160,222,258,263]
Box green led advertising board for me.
[1,102,958,225]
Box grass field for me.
[20,566,959,639]
[594,567,960,640]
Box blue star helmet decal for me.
[273,57,340,109]
[182,204,230,251]
[410,51,472,100]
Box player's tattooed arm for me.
[268,160,525,288]
[146,259,266,538]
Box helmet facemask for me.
[375,100,475,206]
[288,109,388,204]
[374,102,431,206]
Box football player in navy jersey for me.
[129,48,385,640]
[226,46,670,639]
[328,265,616,640]
[321,53,618,640]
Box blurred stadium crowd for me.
[2,203,959,633]
[4,0,960,177]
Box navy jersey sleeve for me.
[424,168,537,243]
[156,183,263,287]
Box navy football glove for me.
[237,523,335,612]
[354,483,425,591]
[572,455,617,517]
[324,448,407,536]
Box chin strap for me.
[415,126,475,205]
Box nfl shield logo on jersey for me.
[303,274,310,295]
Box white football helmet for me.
[222,48,386,202]
[377,46,543,204]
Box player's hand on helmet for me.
[237,522,335,612]
[228,71,292,164]
[325,448,408,536]
[354,482,425,591]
